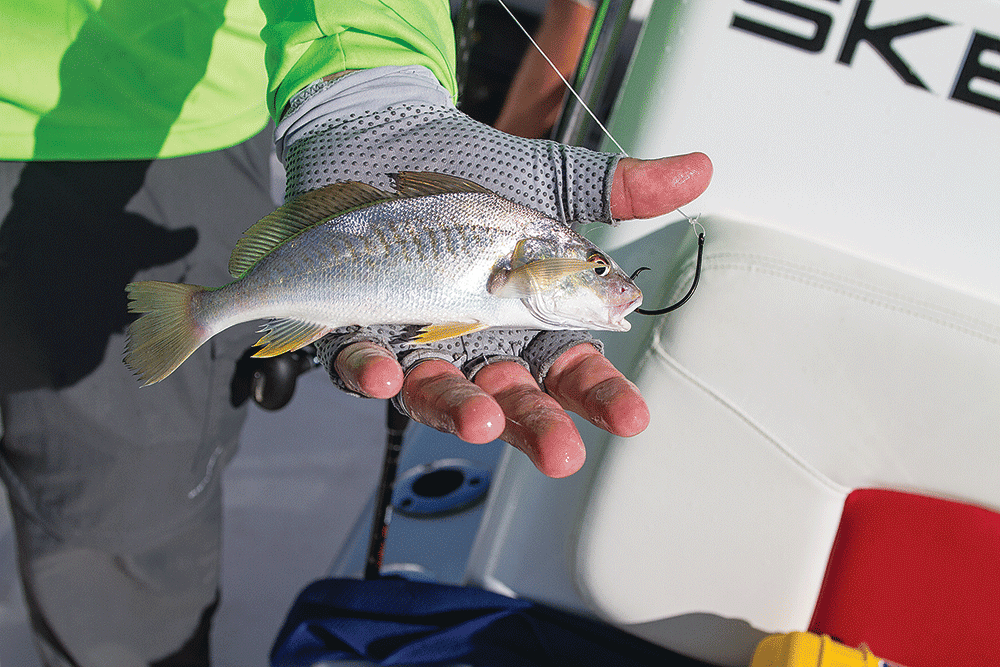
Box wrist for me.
[274,65,454,163]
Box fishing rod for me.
[364,401,409,579]
[359,0,484,578]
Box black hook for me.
[630,231,705,315]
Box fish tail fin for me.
[124,281,210,386]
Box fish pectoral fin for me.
[406,321,490,344]
[252,319,332,357]
[488,258,594,298]
[509,238,542,268]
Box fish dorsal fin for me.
[228,180,394,277]
[392,171,493,199]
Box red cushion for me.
[809,488,1000,667]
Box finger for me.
[544,344,650,437]
[474,361,587,479]
[400,360,505,445]
[334,342,404,399]
[610,153,713,220]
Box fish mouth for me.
[609,293,642,329]
[621,292,642,314]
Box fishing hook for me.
[630,231,705,315]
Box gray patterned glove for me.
[275,65,620,399]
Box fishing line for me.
[495,0,627,156]
[495,0,705,314]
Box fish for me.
[123,172,642,386]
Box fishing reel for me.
[231,345,319,411]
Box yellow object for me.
[750,632,887,667]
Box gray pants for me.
[0,132,276,666]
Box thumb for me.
[610,153,713,220]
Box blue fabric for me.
[271,577,706,666]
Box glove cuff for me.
[313,328,395,397]
[275,65,453,163]
[523,331,604,390]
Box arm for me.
[258,0,457,118]
[493,0,597,138]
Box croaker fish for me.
[124,172,642,385]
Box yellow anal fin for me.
[252,319,331,357]
[409,322,490,344]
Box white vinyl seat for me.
[574,218,1000,664]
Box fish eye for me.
[587,251,610,277]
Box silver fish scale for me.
[201,192,586,333]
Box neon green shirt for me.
[0,0,456,160]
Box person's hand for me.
[275,66,712,478]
